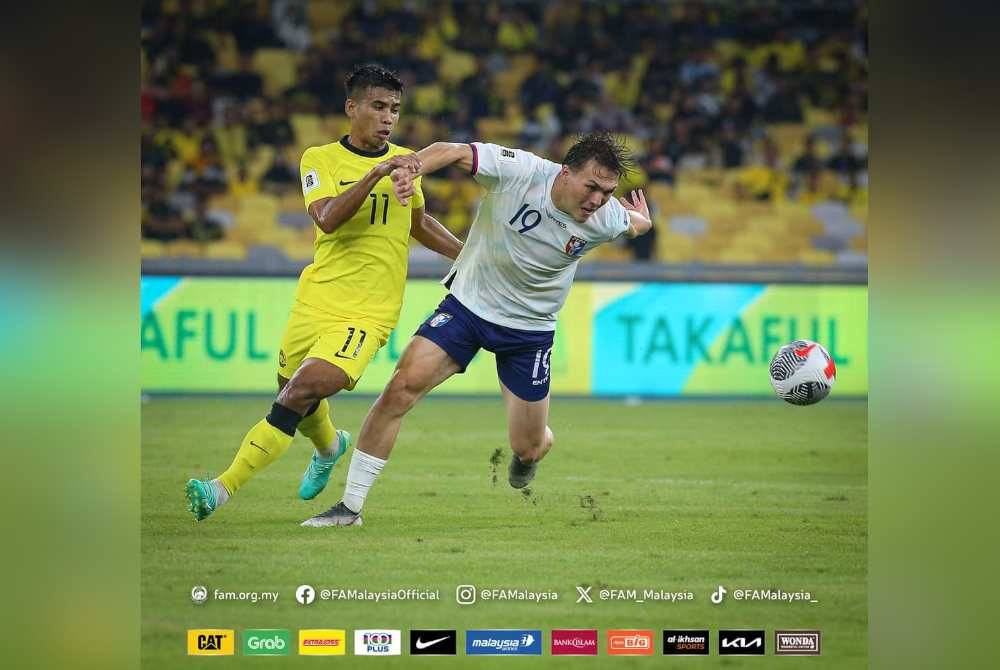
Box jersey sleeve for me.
[602,196,632,241]
[470,142,536,193]
[300,147,336,209]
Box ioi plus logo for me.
[466,630,542,656]
[354,629,401,656]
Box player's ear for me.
[344,98,355,118]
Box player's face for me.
[345,87,402,150]
[558,160,620,222]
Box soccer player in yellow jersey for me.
[185,63,462,521]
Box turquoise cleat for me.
[298,430,350,500]
[185,479,217,521]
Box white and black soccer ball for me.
[768,340,837,405]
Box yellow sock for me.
[218,404,300,495]
[298,398,337,452]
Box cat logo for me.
[187,629,235,655]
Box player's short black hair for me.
[345,62,403,99]
[562,132,636,178]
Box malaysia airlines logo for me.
[565,235,588,257]
[466,630,542,655]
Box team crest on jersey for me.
[564,235,587,257]
[429,313,453,328]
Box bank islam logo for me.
[663,629,709,655]
[187,629,234,656]
[243,629,291,656]
[551,629,598,656]
[466,629,542,656]
[719,629,766,656]
[607,629,655,656]
[410,630,457,656]
[775,630,822,656]
[298,629,346,656]
[354,629,401,656]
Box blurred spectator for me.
[732,136,787,202]
[791,136,823,177]
[827,134,867,189]
[260,153,298,195]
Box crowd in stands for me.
[141,0,868,266]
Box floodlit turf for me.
[142,396,866,667]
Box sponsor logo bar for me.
[466,629,542,656]
[298,629,346,656]
[187,629,235,656]
[410,629,457,655]
[719,629,766,655]
[551,629,598,656]
[775,630,821,655]
[663,629,709,655]
[242,629,290,656]
[607,629,655,655]
[354,629,401,656]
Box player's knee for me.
[380,369,424,415]
[280,376,330,409]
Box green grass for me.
[142,396,866,668]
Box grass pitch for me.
[142,396,866,668]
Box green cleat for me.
[298,429,350,500]
[185,478,217,521]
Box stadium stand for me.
[141,0,867,275]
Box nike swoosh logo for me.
[339,180,357,185]
[415,636,449,649]
[333,352,357,359]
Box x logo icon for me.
[576,586,593,603]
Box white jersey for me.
[445,142,631,331]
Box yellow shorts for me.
[277,301,388,390]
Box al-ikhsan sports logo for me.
[298,629,346,656]
[466,630,542,655]
[243,629,290,656]
[187,629,234,656]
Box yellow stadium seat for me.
[254,49,301,97]
[141,239,165,258]
[438,48,477,84]
[291,113,323,146]
[165,240,204,258]
[411,83,446,114]
[799,248,836,265]
[203,240,248,260]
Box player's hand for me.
[619,189,651,222]
[390,167,416,206]
[373,154,421,179]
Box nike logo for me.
[249,441,269,454]
[333,352,357,359]
[415,636,450,649]
[339,179,357,185]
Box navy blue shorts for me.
[415,294,554,401]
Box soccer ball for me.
[768,340,836,405]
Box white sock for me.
[210,479,230,507]
[342,450,387,513]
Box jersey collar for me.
[340,135,390,158]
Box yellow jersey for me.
[296,136,425,330]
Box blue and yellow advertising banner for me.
[141,277,866,396]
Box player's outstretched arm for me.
[308,154,421,233]
[620,189,654,239]
[390,143,473,204]
[409,207,463,260]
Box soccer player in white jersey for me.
[302,132,653,527]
